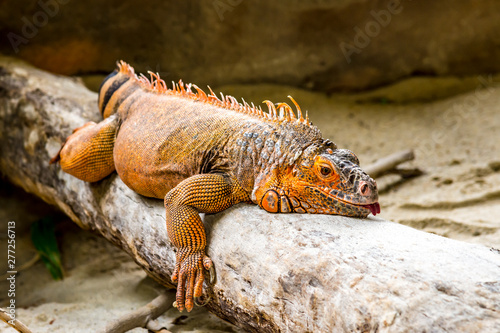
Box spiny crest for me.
[117,60,313,128]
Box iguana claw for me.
[194,294,211,307]
[204,255,216,284]
[172,251,214,312]
[193,257,215,307]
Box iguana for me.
[51,61,380,312]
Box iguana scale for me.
[52,61,380,312]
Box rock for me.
[1,0,500,92]
[0,56,499,332]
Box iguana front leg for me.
[164,173,249,312]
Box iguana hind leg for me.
[165,173,249,312]
[51,115,118,182]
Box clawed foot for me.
[171,251,215,312]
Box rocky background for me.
[1,0,500,92]
[1,0,500,332]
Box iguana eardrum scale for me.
[52,61,379,312]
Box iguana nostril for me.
[359,182,370,196]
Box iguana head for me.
[253,140,379,217]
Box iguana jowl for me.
[52,61,379,312]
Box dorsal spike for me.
[228,96,238,109]
[119,61,316,127]
[288,106,296,120]
[207,86,216,97]
[276,102,294,121]
[157,75,167,91]
[288,95,303,121]
[278,106,285,119]
[118,60,135,76]
[147,71,156,89]
[224,95,231,108]
[232,97,239,108]
[263,100,277,119]
[192,84,208,101]
[284,105,292,121]
[149,71,162,91]
[147,71,156,81]
[220,92,230,107]
[206,86,219,102]
[241,97,249,113]
[258,106,264,117]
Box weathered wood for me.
[0,56,499,333]
[0,308,32,333]
[364,149,415,178]
[102,291,174,333]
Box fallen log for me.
[0,56,499,333]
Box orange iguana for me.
[51,61,380,312]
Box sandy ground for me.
[1,74,499,332]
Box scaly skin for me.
[52,61,379,312]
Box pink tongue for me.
[366,202,381,216]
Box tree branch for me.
[0,308,32,333]
[103,290,174,333]
[364,149,416,178]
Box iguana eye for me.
[314,156,338,180]
[320,166,332,177]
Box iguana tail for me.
[98,61,139,119]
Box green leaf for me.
[30,217,63,280]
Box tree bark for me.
[0,56,499,333]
